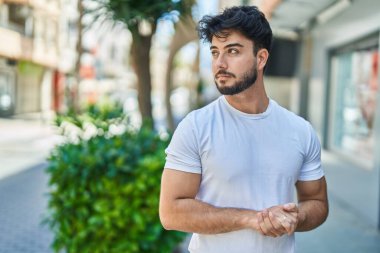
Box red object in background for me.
[370,51,378,90]
[80,65,96,79]
[358,51,378,129]
[52,70,65,112]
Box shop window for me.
[330,39,378,167]
[0,69,16,116]
[0,5,8,27]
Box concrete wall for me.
[265,76,299,112]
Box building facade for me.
[307,0,380,228]
[0,0,78,118]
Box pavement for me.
[295,151,380,253]
[0,117,380,253]
[0,163,53,253]
[0,116,60,180]
[0,116,58,253]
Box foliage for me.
[90,0,195,31]
[55,101,127,141]
[45,102,185,253]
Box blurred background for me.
[0,0,379,252]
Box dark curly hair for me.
[197,6,273,55]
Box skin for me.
[159,30,328,237]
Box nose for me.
[215,54,227,69]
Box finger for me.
[285,219,296,235]
[283,203,297,212]
[278,214,297,235]
[257,212,268,235]
[268,211,285,232]
[267,207,294,230]
[258,212,275,237]
[288,215,299,235]
[271,212,291,234]
[283,212,297,225]
[280,217,293,234]
[263,211,281,237]
[258,213,274,237]
[282,205,298,224]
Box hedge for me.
[45,102,185,253]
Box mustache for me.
[215,70,236,78]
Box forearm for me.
[296,199,328,231]
[160,198,259,234]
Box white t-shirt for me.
[165,96,324,253]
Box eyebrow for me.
[210,43,244,50]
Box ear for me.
[256,49,269,71]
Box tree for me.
[68,0,84,112]
[164,14,198,131]
[93,0,194,127]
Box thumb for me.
[283,203,297,211]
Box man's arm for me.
[293,176,328,231]
[159,168,259,234]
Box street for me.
[0,163,53,253]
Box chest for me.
[199,118,304,185]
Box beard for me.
[214,62,258,95]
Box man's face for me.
[210,30,258,95]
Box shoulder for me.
[272,101,311,131]
[193,96,222,117]
[179,97,223,127]
[271,100,318,145]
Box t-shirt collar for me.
[221,95,274,119]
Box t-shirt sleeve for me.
[164,113,202,174]
[298,122,324,181]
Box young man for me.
[159,5,328,253]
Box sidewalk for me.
[0,163,53,253]
[0,117,58,252]
[0,116,59,180]
[296,193,380,252]
[296,151,380,252]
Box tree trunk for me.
[193,48,202,109]
[165,15,197,131]
[131,32,154,127]
[164,50,175,131]
[73,0,83,112]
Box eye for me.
[228,48,239,55]
[211,51,219,58]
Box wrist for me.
[239,210,260,231]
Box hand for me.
[256,203,299,237]
[281,203,299,234]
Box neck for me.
[224,78,269,114]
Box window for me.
[330,35,379,168]
[8,4,30,34]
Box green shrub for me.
[45,102,185,253]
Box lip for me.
[217,75,232,79]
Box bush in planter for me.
[45,102,185,253]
